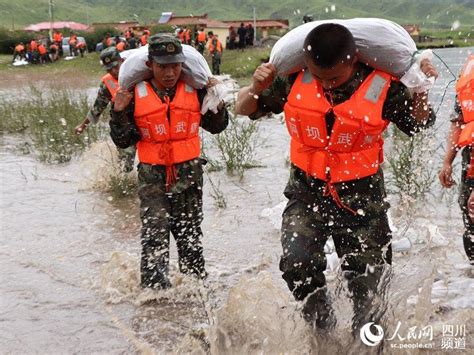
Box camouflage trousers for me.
[117,145,136,173]
[137,163,206,289]
[458,176,474,263]
[280,169,392,331]
[211,54,221,75]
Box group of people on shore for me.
[12,30,86,64]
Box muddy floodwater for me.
[1,47,473,353]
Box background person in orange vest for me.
[75,47,136,172]
[38,42,48,63]
[12,42,26,62]
[207,31,222,75]
[110,34,229,290]
[439,55,474,265]
[49,42,59,62]
[76,41,87,57]
[195,27,207,54]
[236,23,438,332]
[69,33,78,56]
[140,29,150,46]
[53,30,63,56]
[177,28,185,43]
[29,39,40,63]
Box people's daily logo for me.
[360,322,385,347]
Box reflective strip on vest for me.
[364,74,388,104]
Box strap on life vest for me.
[297,144,358,215]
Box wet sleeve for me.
[86,82,112,124]
[197,89,230,134]
[109,99,141,149]
[248,76,293,120]
[451,95,463,123]
[382,81,436,136]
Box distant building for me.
[90,21,140,34]
[154,13,229,47]
[155,12,289,48]
[223,19,289,38]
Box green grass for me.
[0,85,106,163]
[210,47,270,86]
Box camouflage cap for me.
[100,46,121,70]
[148,34,185,64]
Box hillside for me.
[0,0,473,29]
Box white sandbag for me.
[270,18,417,77]
[12,59,29,66]
[118,44,212,90]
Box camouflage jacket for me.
[110,81,229,193]
[86,81,112,124]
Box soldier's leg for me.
[169,184,206,278]
[332,214,392,333]
[117,145,136,173]
[138,164,172,289]
[280,198,333,328]
[459,179,474,263]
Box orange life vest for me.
[38,44,47,55]
[101,73,119,101]
[284,69,392,213]
[30,40,38,51]
[134,80,201,187]
[116,42,126,52]
[178,31,185,43]
[69,36,77,45]
[184,29,191,42]
[140,34,148,46]
[208,37,222,54]
[456,55,474,148]
[15,44,24,52]
[197,31,206,42]
[53,32,62,43]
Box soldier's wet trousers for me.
[138,170,206,289]
[280,198,392,331]
[459,177,474,263]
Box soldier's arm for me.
[198,89,229,134]
[236,63,278,117]
[110,91,141,149]
[439,98,464,188]
[86,82,112,124]
[382,81,436,136]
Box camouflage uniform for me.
[452,100,474,263]
[209,37,222,75]
[87,47,136,171]
[251,64,436,330]
[110,38,229,288]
